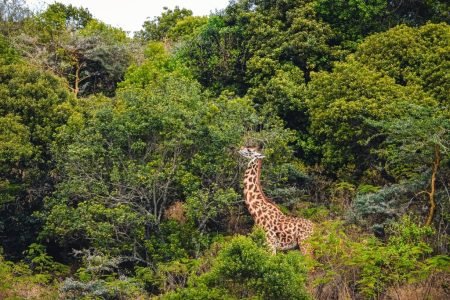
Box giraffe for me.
[238,146,314,255]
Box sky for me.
[25,0,231,33]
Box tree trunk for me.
[425,144,440,226]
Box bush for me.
[60,249,145,299]
[0,250,59,299]
[60,277,144,300]
[310,216,440,299]
[165,232,309,299]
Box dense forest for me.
[0,0,449,299]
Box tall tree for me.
[376,106,449,225]
[0,0,31,36]
[0,37,74,257]
[137,6,193,42]
[180,0,333,96]
[355,23,450,105]
[14,3,131,97]
[314,0,450,45]
[304,59,435,177]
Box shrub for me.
[310,216,439,299]
[60,249,145,299]
[0,250,59,299]
[165,232,310,299]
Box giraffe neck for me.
[243,158,273,209]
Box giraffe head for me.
[238,146,265,161]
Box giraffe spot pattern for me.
[243,158,314,253]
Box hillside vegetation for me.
[0,0,449,299]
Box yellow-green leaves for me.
[356,23,450,104]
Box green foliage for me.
[311,217,441,298]
[79,18,127,41]
[140,257,201,294]
[137,6,194,42]
[0,0,31,36]
[314,0,386,42]
[356,184,380,195]
[354,217,435,298]
[352,178,429,230]
[167,233,309,299]
[0,52,74,256]
[39,2,92,31]
[120,41,191,88]
[42,201,146,253]
[61,250,145,299]
[351,104,450,228]
[41,45,295,279]
[167,15,208,42]
[14,2,131,97]
[0,1,449,299]
[0,34,19,63]
[305,59,435,175]
[0,114,33,180]
[299,205,331,222]
[315,0,449,45]
[24,243,69,277]
[180,0,333,95]
[247,63,308,130]
[144,220,208,265]
[375,105,450,179]
[178,15,248,94]
[0,249,60,298]
[185,188,240,232]
[356,23,450,104]
[70,19,132,97]
[0,61,73,148]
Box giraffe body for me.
[240,147,314,254]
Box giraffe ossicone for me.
[239,146,314,255]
